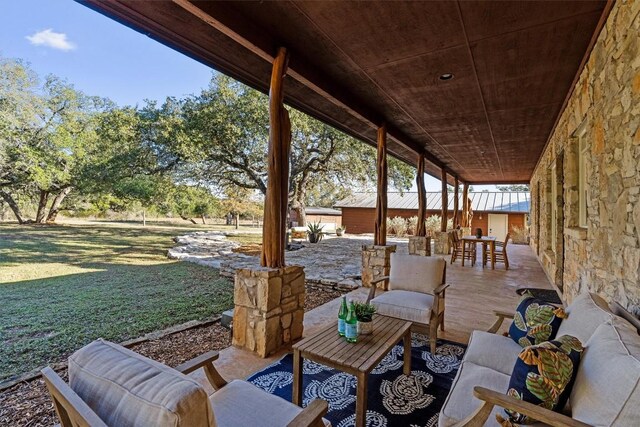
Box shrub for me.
[388,216,408,237]
[424,215,453,236]
[407,216,418,235]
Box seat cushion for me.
[209,379,330,427]
[68,339,214,427]
[371,290,434,324]
[389,253,445,293]
[557,292,615,344]
[463,331,523,375]
[504,335,584,424]
[439,362,511,427]
[508,292,565,347]
[570,318,640,426]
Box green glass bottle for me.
[338,297,348,336]
[345,301,358,343]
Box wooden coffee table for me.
[292,315,412,427]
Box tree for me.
[0,57,109,223]
[174,74,413,225]
[220,187,262,229]
[496,184,530,192]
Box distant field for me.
[0,221,242,384]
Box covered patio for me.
[41,1,639,426]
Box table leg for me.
[482,242,486,268]
[356,372,368,427]
[491,242,496,270]
[403,331,412,376]
[461,241,466,266]
[292,349,303,406]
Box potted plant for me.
[354,302,376,335]
[307,221,325,243]
[336,225,346,236]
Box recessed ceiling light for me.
[439,73,454,81]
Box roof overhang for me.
[79,0,612,185]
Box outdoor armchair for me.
[366,254,448,354]
[42,339,329,427]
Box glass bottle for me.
[345,301,358,343]
[338,296,348,336]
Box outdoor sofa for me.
[439,292,640,426]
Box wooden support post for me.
[440,168,448,232]
[261,47,290,268]
[453,176,459,228]
[416,153,427,237]
[462,182,470,227]
[374,125,388,246]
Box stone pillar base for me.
[408,236,431,256]
[361,245,396,290]
[461,227,471,237]
[232,265,305,357]
[433,231,450,255]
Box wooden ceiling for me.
[81,0,609,184]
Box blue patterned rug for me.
[247,333,466,427]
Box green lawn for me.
[0,222,236,384]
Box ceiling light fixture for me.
[439,73,454,81]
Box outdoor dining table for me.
[461,236,497,269]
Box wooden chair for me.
[42,339,328,427]
[485,233,510,269]
[450,231,476,266]
[366,254,448,353]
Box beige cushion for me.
[371,290,434,324]
[69,339,215,427]
[557,292,615,343]
[462,331,523,375]
[209,379,330,427]
[389,254,445,293]
[570,318,640,426]
[439,362,511,427]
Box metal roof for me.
[334,192,530,213]
[305,207,342,216]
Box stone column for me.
[408,236,431,256]
[232,265,305,357]
[461,226,471,237]
[433,231,450,255]
[361,244,396,290]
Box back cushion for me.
[69,339,215,427]
[557,292,614,343]
[389,254,445,293]
[570,318,640,425]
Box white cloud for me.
[26,29,76,51]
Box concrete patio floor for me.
[191,243,552,393]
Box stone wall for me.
[408,236,431,256]
[529,1,640,315]
[361,245,396,289]
[232,265,305,357]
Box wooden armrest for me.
[486,310,515,334]
[433,283,449,295]
[287,399,328,427]
[175,351,227,390]
[471,387,591,427]
[370,275,390,285]
[175,350,219,374]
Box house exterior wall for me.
[529,1,640,314]
[341,207,525,236]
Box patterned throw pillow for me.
[500,335,584,425]
[509,292,566,347]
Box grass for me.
[0,221,236,384]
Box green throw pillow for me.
[499,335,584,425]
[509,292,566,347]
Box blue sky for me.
[0,0,499,191]
[0,0,213,107]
